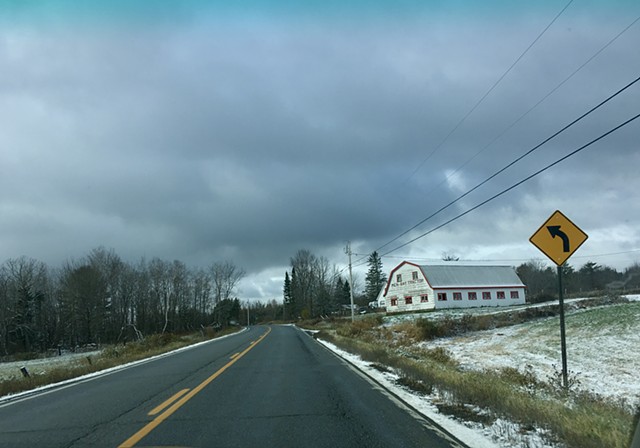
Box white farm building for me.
[383,262,526,313]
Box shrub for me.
[335,316,382,338]
[498,365,539,395]
[423,347,456,366]
[415,318,444,340]
[11,352,39,362]
[396,375,433,395]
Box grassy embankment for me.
[0,327,241,398]
[308,301,637,448]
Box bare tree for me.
[0,267,10,355]
[149,258,172,334]
[170,260,190,331]
[441,252,460,261]
[4,257,50,352]
[87,247,126,342]
[289,250,338,317]
[290,250,317,317]
[191,268,212,322]
[210,261,245,305]
[59,259,106,346]
[313,256,332,316]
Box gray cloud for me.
[1,2,639,299]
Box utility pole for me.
[345,241,355,322]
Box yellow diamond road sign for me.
[530,210,588,266]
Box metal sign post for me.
[530,210,588,390]
[557,265,568,389]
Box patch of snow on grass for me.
[0,351,102,381]
[426,301,640,410]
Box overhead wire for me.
[379,110,640,258]
[373,74,640,255]
[429,14,640,200]
[356,249,640,264]
[351,1,584,269]
[349,11,639,271]
[406,0,575,182]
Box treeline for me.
[516,260,640,302]
[282,249,355,319]
[281,249,388,319]
[0,247,245,356]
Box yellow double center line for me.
[119,326,271,448]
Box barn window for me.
[497,291,505,299]
[396,274,402,283]
[412,271,418,280]
[390,297,398,306]
[468,292,477,300]
[482,291,491,300]
[420,294,429,302]
[511,291,520,299]
[437,293,447,301]
[453,292,462,301]
[405,296,413,305]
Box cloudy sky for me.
[1,1,639,300]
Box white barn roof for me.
[420,265,524,288]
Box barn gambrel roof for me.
[419,265,524,288]
[383,262,526,296]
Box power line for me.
[406,0,574,181]
[570,249,640,260]
[374,74,640,255]
[380,111,640,257]
[358,248,640,264]
[431,15,640,200]
[351,14,639,271]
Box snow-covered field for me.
[425,295,640,410]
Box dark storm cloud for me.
[1,1,639,299]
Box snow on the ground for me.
[0,351,102,381]
[381,296,598,327]
[425,298,640,410]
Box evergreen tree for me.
[283,271,292,320]
[365,251,386,302]
[342,279,351,305]
[289,267,299,317]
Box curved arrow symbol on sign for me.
[547,225,570,252]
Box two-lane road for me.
[0,325,463,447]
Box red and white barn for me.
[383,262,526,312]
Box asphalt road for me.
[0,325,463,448]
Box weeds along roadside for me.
[0,327,241,399]
[311,315,634,448]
